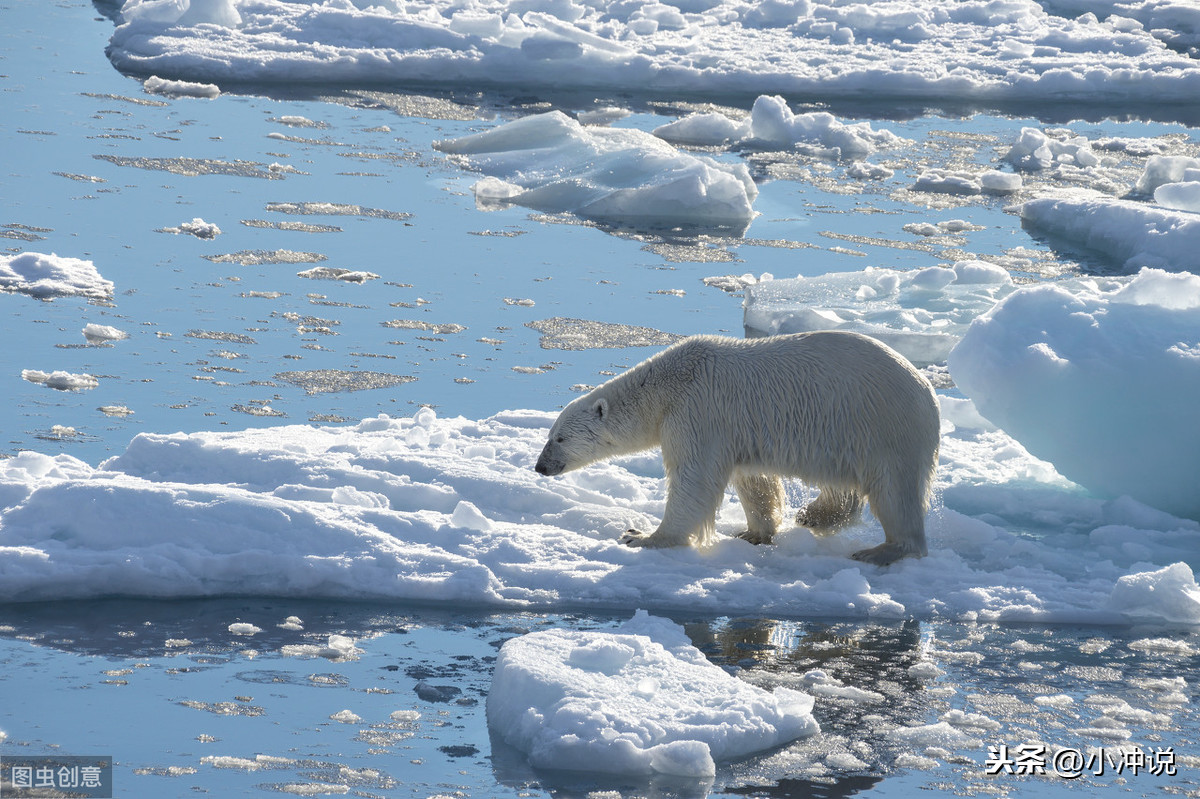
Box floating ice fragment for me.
[435,111,757,233]
[1019,190,1200,271]
[83,323,128,344]
[0,252,113,300]
[1134,155,1200,195]
[143,75,219,98]
[488,611,818,777]
[227,622,262,635]
[744,262,1015,366]
[1005,127,1098,171]
[1108,563,1200,625]
[22,369,99,391]
[1154,181,1200,213]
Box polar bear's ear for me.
[592,398,608,420]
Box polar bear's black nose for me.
[535,460,550,475]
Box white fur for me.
[535,332,940,565]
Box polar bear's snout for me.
[535,443,566,476]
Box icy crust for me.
[1,407,1198,625]
[653,95,903,160]
[743,261,1019,367]
[0,252,113,301]
[434,111,757,231]
[1020,189,1200,271]
[107,0,1200,105]
[488,610,819,778]
[948,267,1200,522]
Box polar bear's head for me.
[535,394,614,476]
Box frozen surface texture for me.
[435,111,757,231]
[0,252,114,301]
[743,262,1018,366]
[1020,189,1200,271]
[1,406,1197,626]
[949,268,1200,520]
[487,610,819,777]
[107,0,1200,106]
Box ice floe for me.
[434,111,757,232]
[0,407,1197,627]
[106,0,1200,108]
[1019,190,1200,271]
[0,252,113,301]
[743,261,1020,366]
[488,610,819,777]
[949,267,1200,521]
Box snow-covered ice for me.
[106,0,1200,107]
[82,323,129,344]
[0,252,113,301]
[743,262,1020,366]
[1,406,1197,627]
[1020,190,1200,271]
[20,370,100,392]
[488,610,818,777]
[654,95,903,160]
[949,267,1200,521]
[434,111,757,231]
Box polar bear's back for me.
[655,332,939,486]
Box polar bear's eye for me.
[555,436,565,444]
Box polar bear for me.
[534,332,940,565]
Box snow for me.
[106,0,1200,106]
[0,252,113,301]
[949,268,1200,520]
[434,111,757,232]
[1,407,1197,627]
[487,610,818,777]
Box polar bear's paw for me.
[735,529,775,545]
[621,529,658,547]
[850,541,919,566]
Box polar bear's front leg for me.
[622,460,729,548]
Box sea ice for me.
[106,0,1200,106]
[1133,155,1200,194]
[1108,563,1200,625]
[143,75,220,98]
[1019,189,1200,270]
[21,370,100,391]
[949,267,1200,520]
[487,610,819,777]
[83,323,129,344]
[654,95,903,160]
[1005,127,1099,171]
[742,262,1017,366]
[0,408,1196,627]
[0,252,113,301]
[434,111,757,232]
